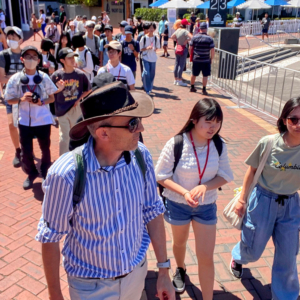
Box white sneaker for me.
[174,80,178,85]
[177,81,187,87]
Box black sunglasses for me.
[287,117,300,125]
[98,117,141,133]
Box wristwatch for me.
[157,259,171,269]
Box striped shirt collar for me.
[84,136,131,173]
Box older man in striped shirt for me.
[36,81,174,300]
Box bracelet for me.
[183,191,189,197]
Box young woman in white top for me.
[72,33,94,83]
[230,97,300,300]
[39,9,47,37]
[139,22,160,95]
[155,98,233,298]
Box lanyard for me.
[27,84,37,93]
[106,64,121,81]
[189,131,210,185]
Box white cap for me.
[91,16,97,21]
[5,26,24,39]
[86,20,95,27]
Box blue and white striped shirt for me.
[35,137,165,278]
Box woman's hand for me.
[190,185,207,202]
[184,192,198,208]
[234,200,247,218]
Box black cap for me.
[104,24,113,31]
[92,72,116,88]
[21,45,39,57]
[137,16,142,19]
[58,47,79,60]
[124,25,133,35]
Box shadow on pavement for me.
[153,92,180,101]
[32,182,44,202]
[153,108,162,114]
[152,86,173,93]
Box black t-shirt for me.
[163,28,169,41]
[137,22,143,33]
[59,11,66,23]
[51,68,91,117]
[190,16,197,32]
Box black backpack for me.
[71,145,146,209]
[84,48,100,76]
[158,133,223,200]
[2,50,23,75]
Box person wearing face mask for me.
[4,46,58,190]
[0,26,24,169]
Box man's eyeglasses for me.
[108,49,118,55]
[23,55,39,61]
[98,117,141,133]
[287,117,300,126]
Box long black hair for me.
[57,31,71,57]
[277,97,300,133]
[178,98,223,137]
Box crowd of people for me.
[0,9,300,300]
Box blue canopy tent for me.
[197,1,210,8]
[265,0,289,18]
[227,0,246,8]
[149,0,169,7]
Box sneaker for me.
[13,148,21,168]
[190,87,197,93]
[177,81,188,87]
[230,257,243,278]
[23,173,39,190]
[167,53,170,57]
[160,54,165,57]
[172,267,186,293]
[174,80,178,85]
[202,89,208,95]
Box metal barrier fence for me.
[187,48,300,118]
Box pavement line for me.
[168,65,277,134]
[0,151,4,160]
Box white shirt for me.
[40,14,46,24]
[103,15,110,25]
[97,62,135,87]
[139,35,160,63]
[75,46,94,82]
[155,133,234,205]
[4,71,58,127]
[0,12,6,29]
[77,21,86,33]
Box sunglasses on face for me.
[98,117,141,133]
[287,117,300,125]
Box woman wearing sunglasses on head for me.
[230,97,300,300]
[155,99,233,298]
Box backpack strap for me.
[173,134,184,173]
[3,50,11,75]
[134,148,146,180]
[212,135,223,157]
[94,35,98,50]
[72,145,87,208]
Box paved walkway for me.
[0,35,296,300]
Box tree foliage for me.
[134,8,168,22]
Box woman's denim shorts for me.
[164,199,217,226]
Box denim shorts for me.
[164,199,217,226]
[5,102,12,114]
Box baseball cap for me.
[58,47,79,60]
[91,16,97,21]
[82,15,87,19]
[181,19,190,26]
[200,22,207,29]
[4,26,23,39]
[137,16,142,19]
[124,25,133,35]
[119,20,128,27]
[104,40,122,51]
[104,24,113,31]
[236,12,240,15]
[164,21,169,25]
[94,24,102,31]
[21,45,39,57]
[49,20,55,24]
[70,21,75,26]
[86,21,95,27]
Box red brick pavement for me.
[0,35,297,300]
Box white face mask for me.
[24,59,39,70]
[7,39,19,50]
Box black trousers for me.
[19,124,51,178]
[140,56,143,82]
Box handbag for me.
[223,134,275,230]
[175,44,185,56]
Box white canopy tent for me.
[237,0,271,20]
[187,0,205,9]
[283,0,300,18]
[159,0,192,8]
